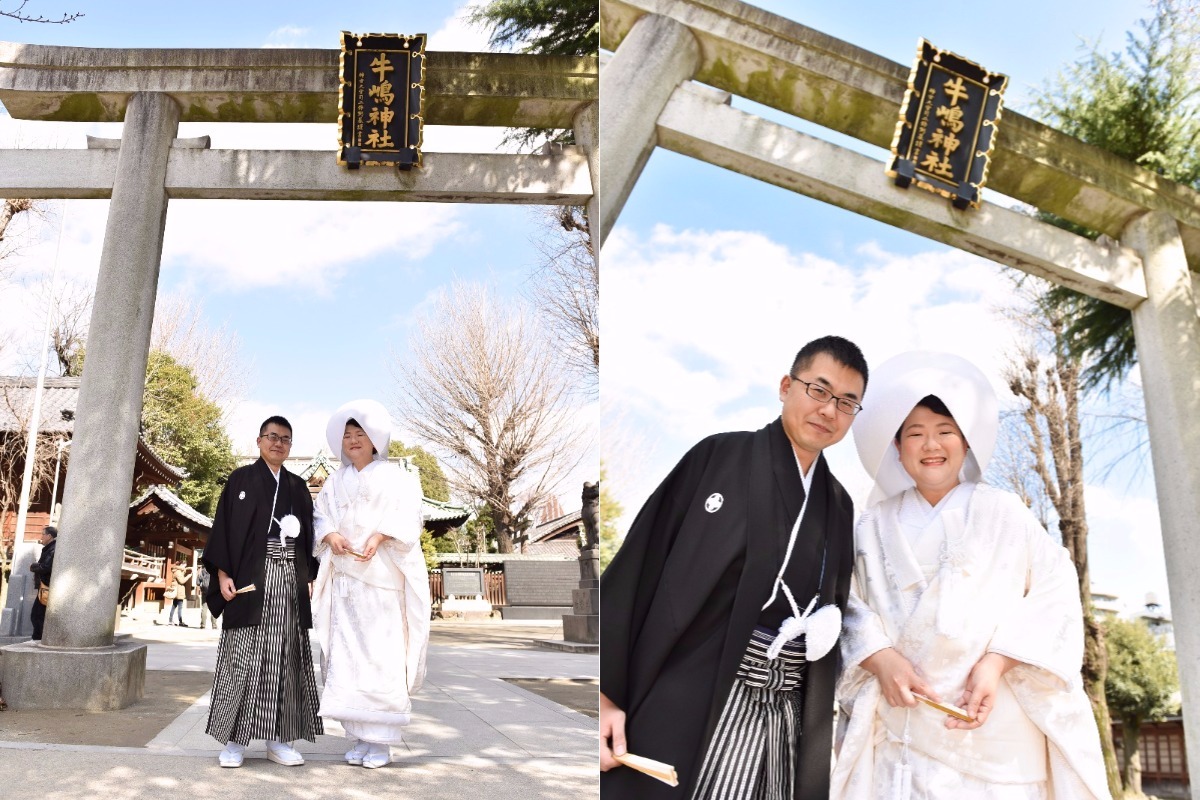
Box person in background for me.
[167,555,192,627]
[28,525,57,640]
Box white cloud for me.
[228,399,334,458]
[1084,482,1171,612]
[161,199,462,292]
[427,5,493,52]
[263,26,313,49]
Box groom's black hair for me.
[259,415,293,436]
[790,335,869,392]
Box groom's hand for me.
[218,569,236,601]
[599,691,627,771]
[861,647,938,708]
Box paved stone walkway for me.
[0,618,598,799]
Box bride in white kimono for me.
[830,352,1110,799]
[312,399,431,769]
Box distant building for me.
[0,376,183,547]
[518,507,584,556]
[240,448,471,536]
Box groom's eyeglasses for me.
[789,376,863,416]
[260,433,293,446]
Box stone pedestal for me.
[441,595,493,621]
[0,639,146,710]
[562,547,599,645]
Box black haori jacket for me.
[202,458,317,629]
[600,418,856,799]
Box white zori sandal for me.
[266,740,305,766]
[345,740,370,765]
[219,741,246,768]
[361,742,391,769]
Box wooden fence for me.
[428,568,507,607]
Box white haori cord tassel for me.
[892,709,913,800]
[760,487,842,662]
[274,514,301,541]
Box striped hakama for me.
[206,537,323,746]
[692,627,808,800]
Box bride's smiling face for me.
[894,404,968,502]
[343,422,376,469]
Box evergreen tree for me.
[140,350,237,516]
[598,464,623,572]
[1035,0,1200,391]
[1105,617,1180,795]
[388,439,451,502]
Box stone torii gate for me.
[0,41,596,709]
[599,0,1200,792]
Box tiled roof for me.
[0,375,185,481]
[130,484,213,530]
[259,450,472,525]
[423,497,471,523]
[0,376,81,434]
[530,508,583,543]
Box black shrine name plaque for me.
[338,32,426,171]
[888,39,1008,210]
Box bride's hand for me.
[357,533,386,562]
[323,531,353,556]
[946,652,1019,730]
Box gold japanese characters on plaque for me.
[338,32,426,170]
[888,39,1008,209]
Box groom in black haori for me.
[202,415,322,767]
[601,336,868,800]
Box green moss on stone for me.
[46,93,106,122]
[215,97,261,122]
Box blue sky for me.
[0,1,598,511]
[602,0,1172,614]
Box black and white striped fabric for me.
[206,538,323,746]
[691,627,808,800]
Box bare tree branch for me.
[151,291,251,420]
[0,1,81,24]
[392,282,585,553]
[527,205,598,394]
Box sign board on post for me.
[888,39,1008,210]
[443,567,485,599]
[338,32,426,171]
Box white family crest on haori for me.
[704,492,724,512]
[274,514,300,541]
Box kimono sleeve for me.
[839,510,895,673]
[313,478,338,553]
[600,436,718,712]
[203,475,237,577]
[378,466,423,549]
[987,497,1085,687]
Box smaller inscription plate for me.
[338,31,426,170]
[443,567,485,597]
[888,39,1008,209]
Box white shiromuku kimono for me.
[831,482,1111,799]
[312,458,431,744]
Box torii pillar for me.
[1126,210,1200,795]
[1,92,179,709]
